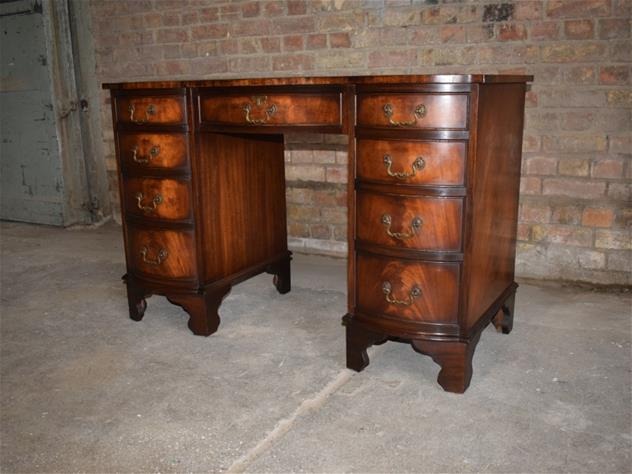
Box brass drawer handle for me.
[128,103,156,124]
[383,154,425,179]
[243,96,277,124]
[382,281,421,306]
[140,246,168,265]
[383,103,426,127]
[131,145,160,164]
[381,214,423,241]
[135,192,163,213]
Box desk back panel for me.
[195,132,287,282]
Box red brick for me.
[514,1,543,20]
[546,0,610,19]
[241,2,260,18]
[199,7,219,22]
[562,66,596,84]
[288,222,310,238]
[560,110,594,131]
[517,223,531,241]
[155,28,188,43]
[192,24,228,40]
[543,135,607,153]
[522,134,541,152]
[551,205,582,225]
[607,90,632,107]
[228,56,271,73]
[559,158,589,176]
[287,0,307,15]
[333,224,347,242]
[161,12,180,27]
[531,224,593,247]
[263,1,284,16]
[564,20,594,39]
[543,178,605,199]
[261,37,281,54]
[542,42,606,63]
[525,156,557,175]
[310,224,331,239]
[608,40,632,62]
[325,166,347,184]
[329,32,351,48]
[582,208,615,228]
[497,23,528,41]
[283,35,304,52]
[232,19,271,37]
[181,12,198,26]
[272,54,314,72]
[530,21,560,40]
[599,19,631,39]
[369,49,416,68]
[599,66,630,85]
[592,160,624,179]
[440,25,465,43]
[466,24,495,43]
[520,202,551,223]
[306,34,327,49]
[595,230,632,250]
[271,17,315,34]
[520,177,542,195]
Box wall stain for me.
[482,3,514,22]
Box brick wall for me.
[91,0,631,285]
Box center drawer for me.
[357,93,468,130]
[356,191,463,252]
[198,92,342,127]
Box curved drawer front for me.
[357,139,466,186]
[124,177,191,222]
[199,93,341,127]
[118,133,189,171]
[357,93,468,129]
[357,192,463,252]
[127,228,196,280]
[115,95,186,126]
[357,255,459,323]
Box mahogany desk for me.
[104,74,532,393]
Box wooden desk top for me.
[103,74,533,90]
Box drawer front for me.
[199,93,341,127]
[357,139,466,186]
[115,95,186,126]
[357,255,459,323]
[127,228,196,280]
[357,192,463,252]
[123,177,192,222]
[118,133,189,171]
[357,93,468,129]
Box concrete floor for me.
[1,221,630,473]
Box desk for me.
[104,74,532,393]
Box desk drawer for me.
[199,93,341,127]
[127,228,196,280]
[123,177,192,222]
[357,93,468,130]
[118,133,189,171]
[357,139,466,186]
[115,95,186,126]
[357,254,459,323]
[357,192,463,252]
